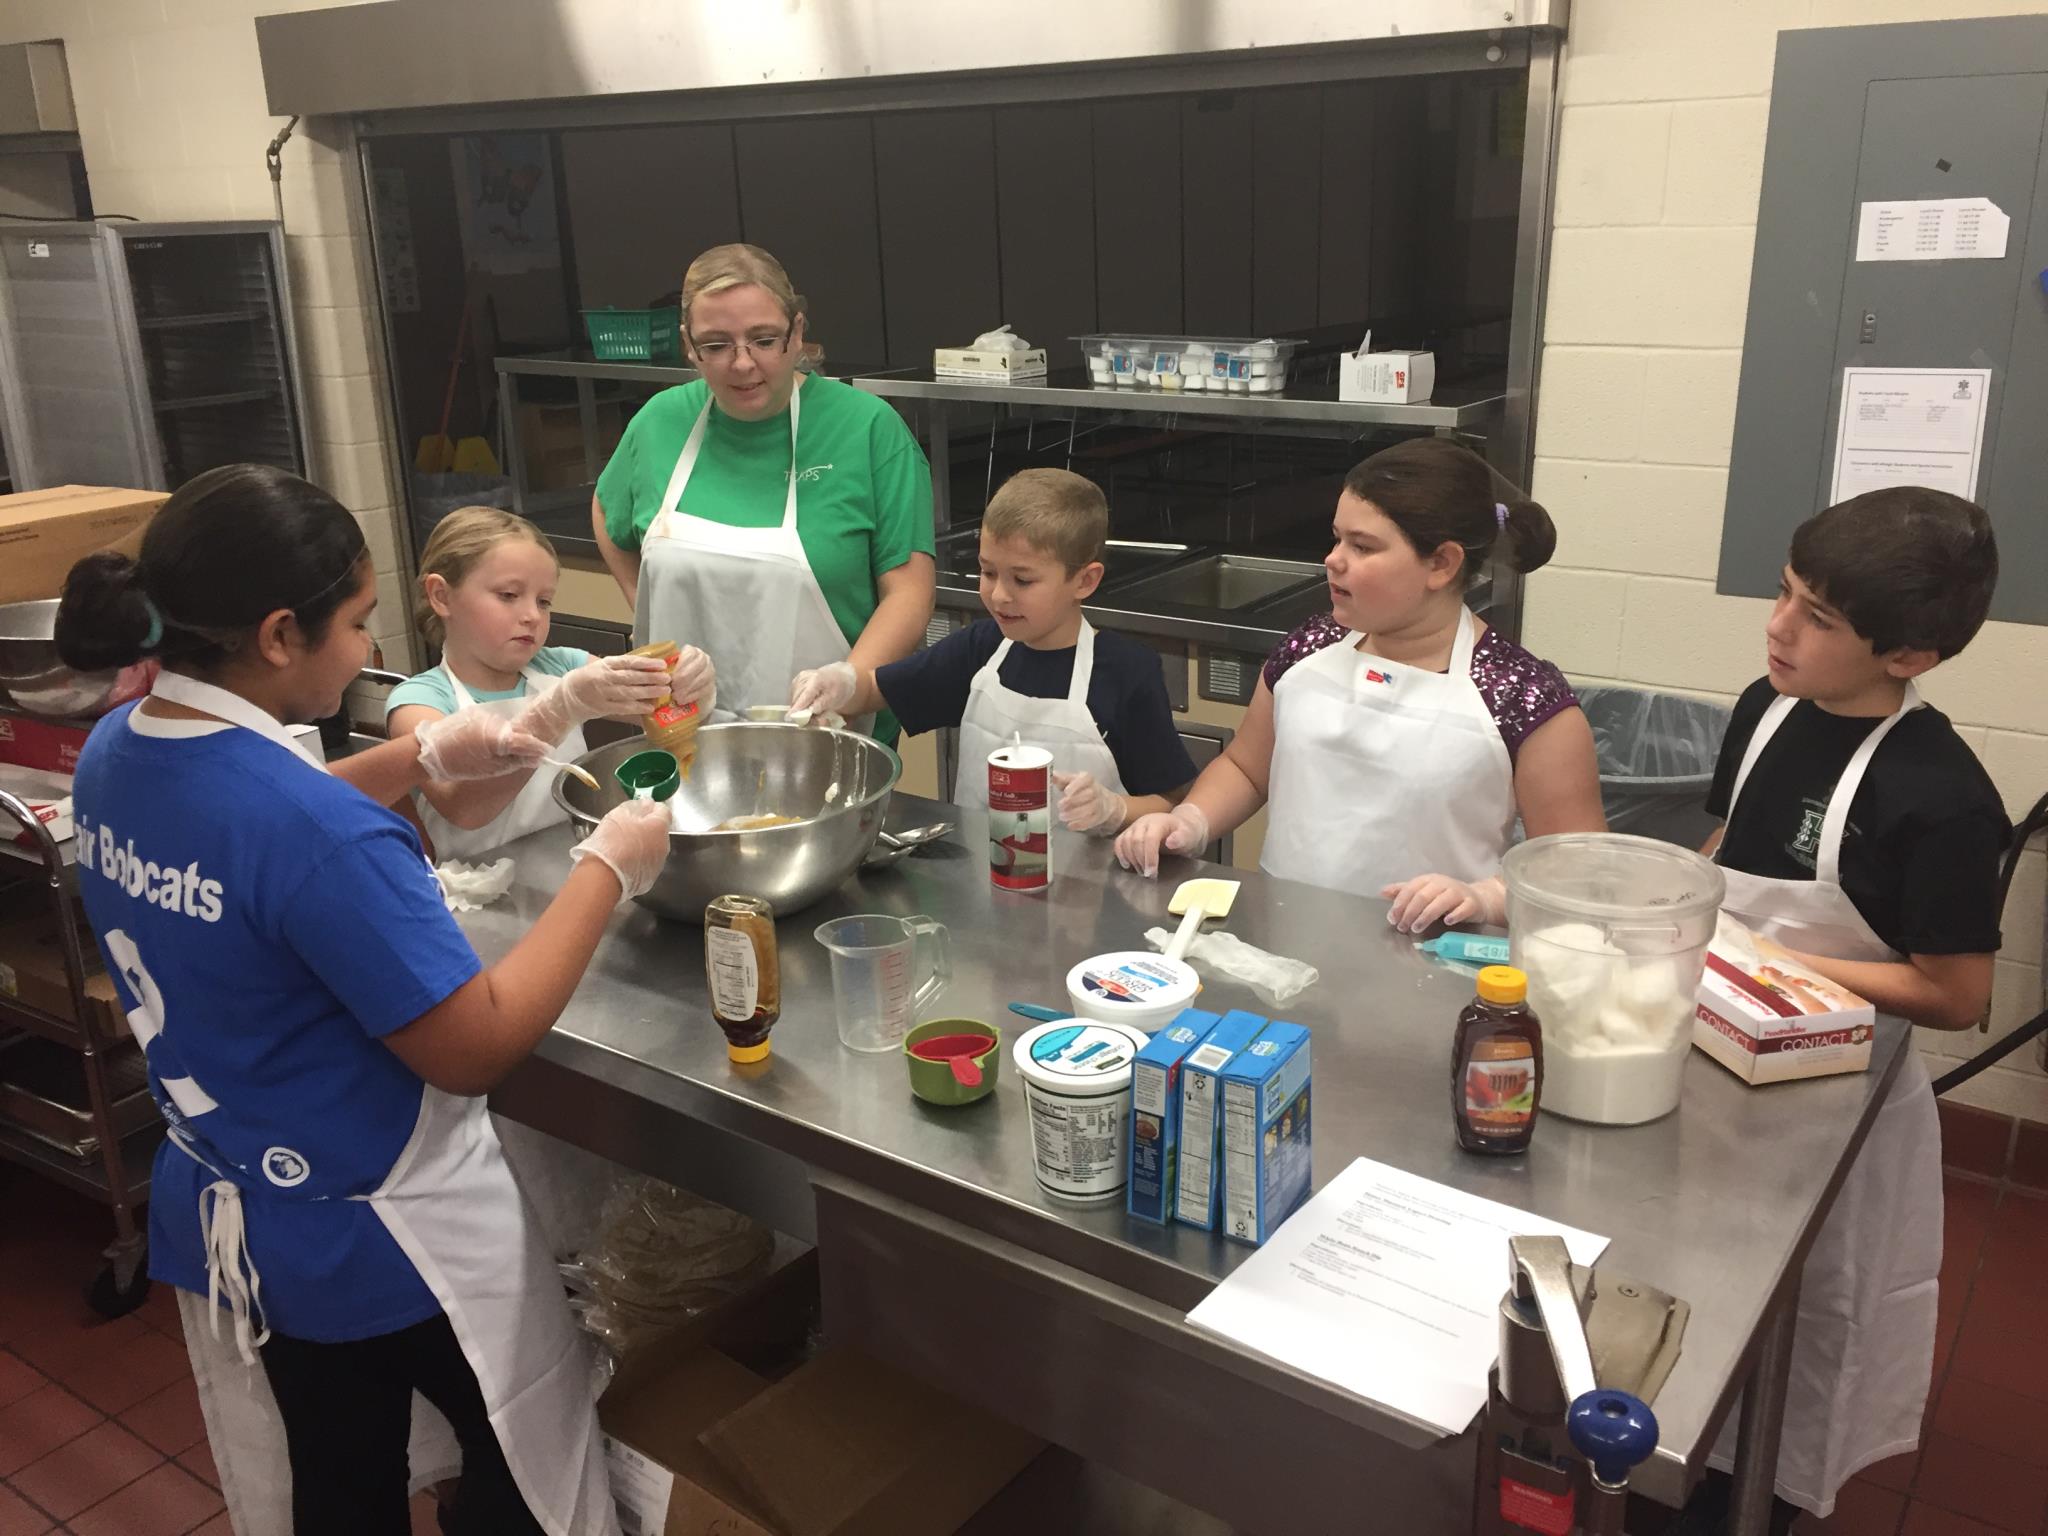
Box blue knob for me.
[1567,1390,1659,1486]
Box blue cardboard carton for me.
[1174,1009,1269,1230]
[1219,1021,1313,1245]
[1127,1008,1221,1224]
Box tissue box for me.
[933,346,1047,382]
[1127,1008,1221,1225]
[1693,918,1874,1085]
[1339,349,1435,404]
[1174,1009,1269,1230]
[1220,1022,1313,1246]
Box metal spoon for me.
[542,756,602,791]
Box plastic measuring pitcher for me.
[814,913,952,1053]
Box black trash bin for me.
[1575,685,1732,850]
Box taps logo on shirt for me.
[792,463,835,483]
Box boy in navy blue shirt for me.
[789,468,1195,830]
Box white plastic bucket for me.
[1065,951,1200,1034]
[1013,1020,1150,1203]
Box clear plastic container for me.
[1502,833,1725,1126]
[1074,335,1304,393]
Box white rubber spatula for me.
[1164,876,1242,962]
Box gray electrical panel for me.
[1723,15,2048,626]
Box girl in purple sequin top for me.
[1115,439,1605,927]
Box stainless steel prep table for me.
[461,799,1905,1535]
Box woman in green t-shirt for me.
[591,243,936,738]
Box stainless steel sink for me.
[1104,553,1326,612]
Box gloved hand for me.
[1053,770,1127,836]
[569,799,672,903]
[1113,802,1210,878]
[788,661,857,721]
[515,654,673,744]
[666,646,715,711]
[414,703,549,782]
[1381,873,1505,933]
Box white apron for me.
[1260,608,1515,896]
[633,378,867,730]
[414,662,584,862]
[149,673,620,1536]
[953,620,1127,809]
[1710,684,1942,1516]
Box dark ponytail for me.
[1341,438,1556,584]
[56,464,369,674]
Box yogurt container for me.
[1013,1019,1150,1203]
[1065,950,1201,1034]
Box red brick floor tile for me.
[1858,1450,1920,1494]
[132,1286,184,1343]
[116,1377,205,1459]
[8,1421,161,1523]
[1938,1102,2011,1179]
[0,1353,47,1413]
[1944,1175,1999,1255]
[0,1384,102,1479]
[174,1442,217,1492]
[1796,1478,1906,1532]
[2010,1119,2048,1192]
[190,1517,232,1536]
[42,1328,188,1419]
[1899,1501,2007,1534]
[0,1484,52,1536]
[67,1462,221,1536]
[410,1492,441,1536]
[1949,1312,2048,1405]
[1910,1432,2048,1533]
[9,1318,149,1387]
[1932,1376,2048,1470]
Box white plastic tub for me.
[1013,1019,1151,1202]
[1065,950,1201,1034]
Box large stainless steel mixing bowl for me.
[0,600,125,720]
[553,722,900,923]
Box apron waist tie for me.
[198,1179,270,1365]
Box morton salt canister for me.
[987,744,1053,893]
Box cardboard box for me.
[1339,349,1436,404]
[932,345,1048,382]
[0,883,125,1040]
[0,763,73,847]
[1174,1009,1269,1230]
[0,713,91,775]
[600,1254,1041,1536]
[1693,917,1874,1085]
[518,401,625,492]
[1220,1021,1313,1246]
[0,486,166,605]
[1127,1007,1220,1224]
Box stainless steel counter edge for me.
[854,371,1508,430]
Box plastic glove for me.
[415,703,549,782]
[1053,770,1127,836]
[666,646,715,711]
[569,799,672,903]
[516,654,672,744]
[1381,873,1504,934]
[788,661,857,720]
[1113,803,1211,878]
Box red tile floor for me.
[2,1123,2043,1535]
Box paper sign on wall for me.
[1830,366,1991,505]
[1855,198,2009,261]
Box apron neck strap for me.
[1814,682,1923,883]
[440,658,547,710]
[1067,620,1098,704]
[660,376,804,530]
[150,671,326,772]
[1725,693,1799,816]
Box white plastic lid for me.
[1013,1020,1150,1097]
[1066,952,1200,1014]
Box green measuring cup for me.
[614,748,681,803]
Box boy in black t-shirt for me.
[1705,486,2007,1027]
[787,468,1195,831]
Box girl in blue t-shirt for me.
[386,506,714,862]
[58,465,672,1536]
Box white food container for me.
[1065,950,1201,1034]
[1339,348,1436,403]
[1503,833,1725,1126]
[1013,1019,1151,1202]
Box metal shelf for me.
[0,1114,161,1203]
[153,386,279,413]
[136,308,265,331]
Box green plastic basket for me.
[582,306,682,363]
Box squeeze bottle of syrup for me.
[627,640,702,767]
[1452,965,1542,1155]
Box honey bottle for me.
[627,640,702,769]
[705,895,779,1063]
[1452,965,1542,1155]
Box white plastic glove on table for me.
[569,799,673,903]
[515,653,675,745]
[1112,802,1211,878]
[414,703,549,782]
[787,661,857,721]
[1053,770,1127,837]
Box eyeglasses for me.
[686,328,795,366]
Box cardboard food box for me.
[932,345,1048,382]
[0,764,73,847]
[601,1254,1042,1536]
[1693,916,1874,1085]
[1174,1009,1269,1230]
[1127,1007,1220,1224]
[0,486,166,605]
[0,883,125,1040]
[1339,348,1436,404]
[1220,1020,1313,1246]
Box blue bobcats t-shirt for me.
[72,704,481,1341]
